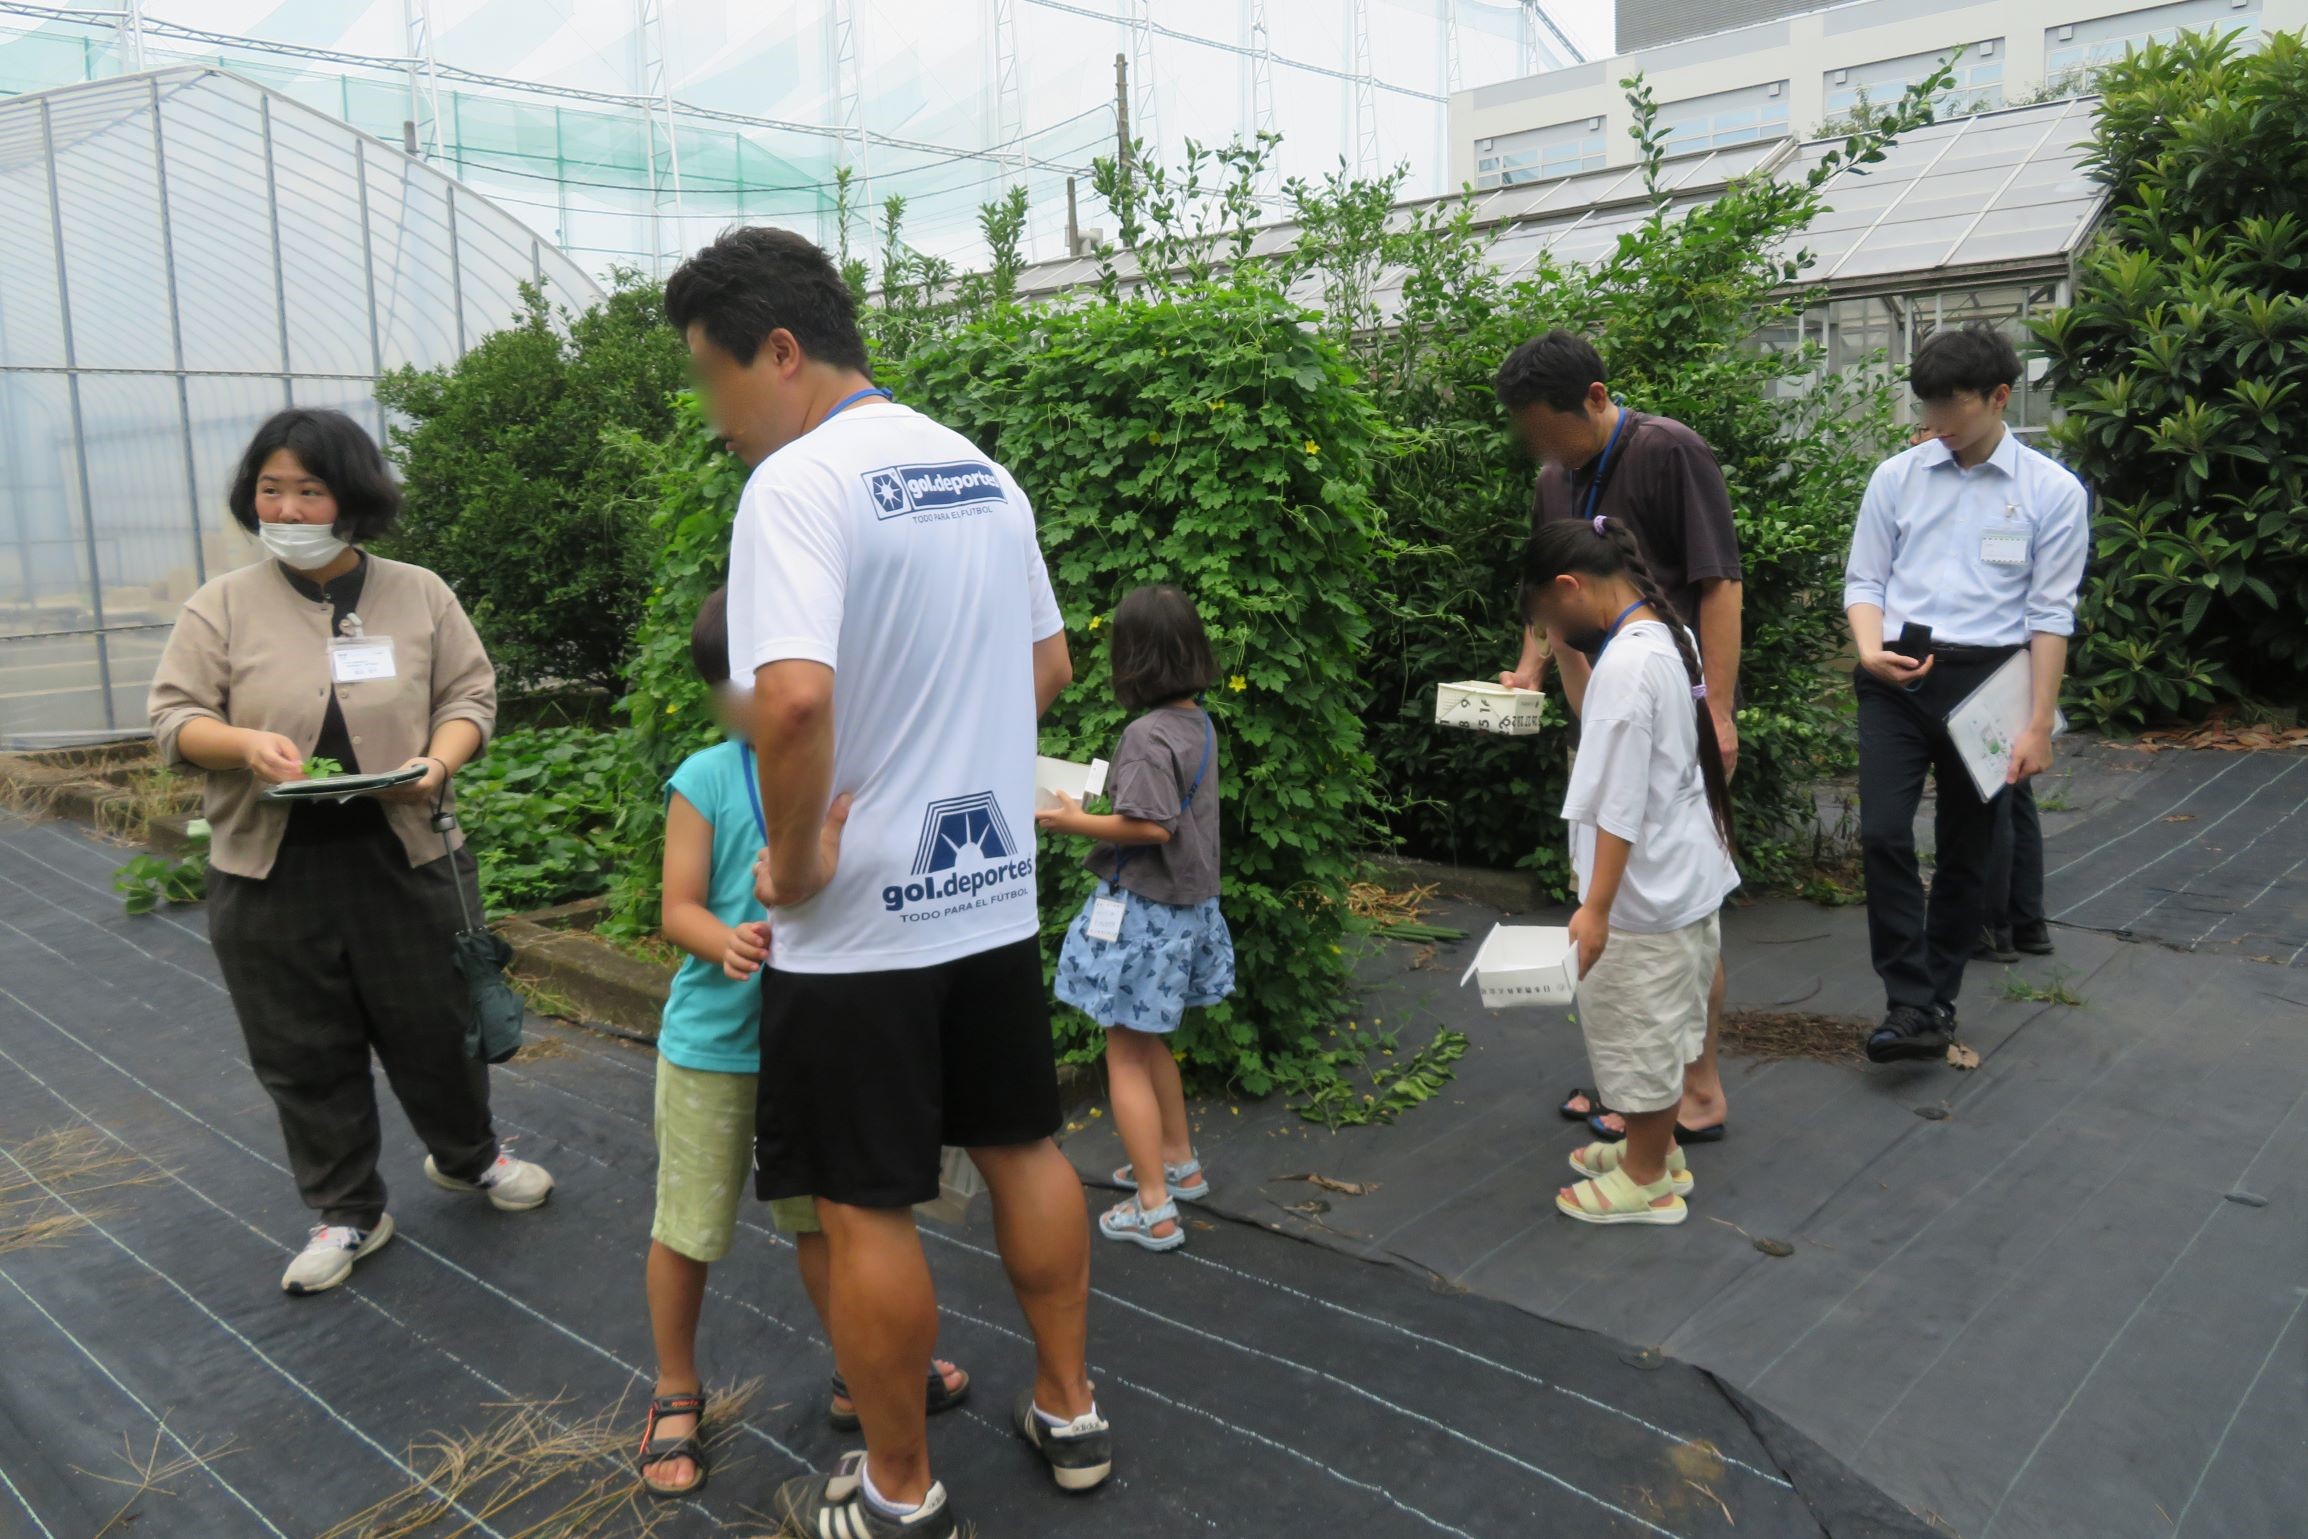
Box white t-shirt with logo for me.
[726,399,1063,974]
[1560,619,1740,934]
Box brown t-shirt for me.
[1532,409,1742,638]
[1084,705,1221,906]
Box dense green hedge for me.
[379,279,685,692]
[2033,28,2308,726]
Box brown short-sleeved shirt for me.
[1533,410,1742,637]
[1083,706,1221,906]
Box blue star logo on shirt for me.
[868,470,909,515]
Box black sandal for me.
[638,1391,709,1499]
[1559,1087,1614,1124]
[827,1364,973,1432]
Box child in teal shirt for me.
[638,588,970,1498]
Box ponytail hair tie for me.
[1691,684,1709,701]
[1592,514,1608,535]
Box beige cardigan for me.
[149,555,497,879]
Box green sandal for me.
[1568,1141,1693,1196]
[1557,1163,1686,1226]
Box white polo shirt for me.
[726,399,1064,974]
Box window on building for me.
[1825,42,2007,126]
[1473,117,1608,189]
[2045,0,2261,88]
[1655,82,1790,157]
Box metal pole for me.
[354,140,384,377]
[991,0,1023,192]
[1127,0,1157,166]
[446,184,467,354]
[259,95,292,407]
[41,98,115,730]
[120,0,145,72]
[1352,0,1377,177]
[1065,175,1079,255]
[1249,4,1274,195]
[403,0,442,159]
[148,76,204,586]
[1115,52,1129,172]
[1444,0,1462,93]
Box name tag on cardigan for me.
[328,636,397,682]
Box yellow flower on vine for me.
[1089,614,1102,630]
[1228,674,1248,693]
[1302,439,1319,455]
[665,702,678,715]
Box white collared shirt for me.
[1842,429,2091,648]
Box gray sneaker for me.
[1012,1390,1112,1493]
[280,1214,393,1295]
[425,1151,554,1212]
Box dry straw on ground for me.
[1345,880,1439,927]
[1721,1010,1872,1065]
[73,1418,240,1539]
[313,1381,760,1539]
[0,1126,165,1256]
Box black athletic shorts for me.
[754,936,1061,1209]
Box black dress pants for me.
[210,837,498,1229]
[1984,777,2046,930]
[1855,654,2016,1015]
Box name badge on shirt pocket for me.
[328,635,397,683]
[1980,531,2029,567]
[1087,895,1127,943]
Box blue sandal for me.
[1099,1194,1185,1252]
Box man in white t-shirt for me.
[665,229,1099,1539]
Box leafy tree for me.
[2031,28,2308,726]
[378,277,686,692]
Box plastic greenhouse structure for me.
[0,67,599,746]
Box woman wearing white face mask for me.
[149,409,553,1296]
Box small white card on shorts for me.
[1087,895,1127,943]
[1980,531,2028,566]
[328,636,397,682]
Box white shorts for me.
[1575,914,1720,1115]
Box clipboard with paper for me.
[1945,651,2066,802]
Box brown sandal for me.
[638,1391,709,1498]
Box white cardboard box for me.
[1460,923,1577,1009]
[1435,680,1546,737]
[1034,755,1110,812]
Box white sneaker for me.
[426,1151,554,1212]
[281,1214,394,1295]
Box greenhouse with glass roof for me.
[0,67,598,745]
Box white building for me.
[1454,0,2294,188]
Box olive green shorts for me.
[652,1057,819,1262]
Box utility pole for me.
[1352,0,1378,178]
[1066,175,1080,255]
[402,0,442,161]
[1115,51,1130,174]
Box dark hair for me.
[226,409,401,542]
[664,226,870,373]
[690,586,730,687]
[1519,517,1735,855]
[1910,322,2022,401]
[1109,585,1217,712]
[1494,330,1608,414]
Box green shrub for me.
[378,278,686,692]
[2030,28,2308,727]
[897,283,1383,1094]
[1304,75,1935,889]
[457,726,629,913]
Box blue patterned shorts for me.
[1054,887,1235,1035]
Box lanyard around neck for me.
[818,385,892,430]
[740,745,768,845]
[1581,403,1632,523]
[1595,600,1648,657]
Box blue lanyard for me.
[740,745,767,844]
[822,385,892,426]
[1593,601,1648,658]
[1108,708,1215,893]
[1581,402,1632,523]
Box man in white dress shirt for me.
[1844,324,2090,1064]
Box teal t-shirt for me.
[659,740,767,1074]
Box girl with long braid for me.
[1521,515,1740,1226]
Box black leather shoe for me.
[1975,926,2019,963]
[1865,1006,1951,1063]
[2013,921,2055,956]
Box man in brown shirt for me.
[1496,330,1742,1142]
